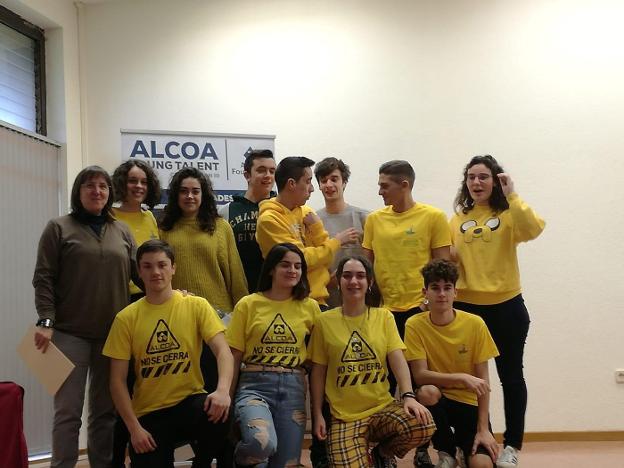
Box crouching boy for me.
[404,260,499,468]
[103,240,233,468]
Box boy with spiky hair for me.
[405,259,499,468]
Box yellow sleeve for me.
[301,228,340,268]
[430,209,452,249]
[449,215,459,245]
[384,309,406,353]
[308,319,328,365]
[225,297,248,352]
[310,299,322,324]
[102,315,132,360]
[403,317,426,362]
[146,210,159,238]
[196,298,226,343]
[218,220,249,307]
[299,207,341,267]
[256,210,339,268]
[256,210,298,257]
[507,193,545,243]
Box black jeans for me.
[112,363,136,467]
[199,343,234,467]
[130,394,226,468]
[388,306,422,398]
[427,395,492,460]
[454,294,530,449]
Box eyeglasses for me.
[81,182,110,192]
[467,174,492,182]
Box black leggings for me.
[454,294,530,449]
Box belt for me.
[241,364,304,374]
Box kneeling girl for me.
[309,256,436,467]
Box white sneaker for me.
[496,445,519,468]
[434,451,457,468]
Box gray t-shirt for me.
[317,204,369,308]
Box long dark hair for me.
[454,155,509,214]
[112,160,161,208]
[336,255,379,307]
[257,243,310,300]
[160,167,219,233]
[70,165,115,221]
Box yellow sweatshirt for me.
[256,198,340,303]
[160,217,248,312]
[112,208,159,295]
[449,193,545,305]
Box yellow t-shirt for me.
[103,292,225,417]
[449,193,545,305]
[404,310,499,406]
[362,203,451,312]
[226,293,321,368]
[309,307,405,422]
[112,208,159,295]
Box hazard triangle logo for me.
[341,331,376,362]
[261,314,297,344]
[146,319,181,354]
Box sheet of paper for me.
[16,326,75,396]
[173,443,194,463]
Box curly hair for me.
[159,167,219,233]
[112,160,161,208]
[454,155,509,214]
[421,259,459,288]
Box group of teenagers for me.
[32,150,544,468]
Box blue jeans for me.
[234,371,306,467]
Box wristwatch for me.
[36,318,54,328]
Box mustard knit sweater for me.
[160,217,248,312]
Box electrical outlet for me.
[615,369,624,383]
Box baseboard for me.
[506,431,624,442]
[302,431,624,448]
[29,448,87,465]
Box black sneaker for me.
[371,445,397,468]
[413,447,434,468]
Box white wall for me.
[78,0,624,433]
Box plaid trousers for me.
[326,400,436,467]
